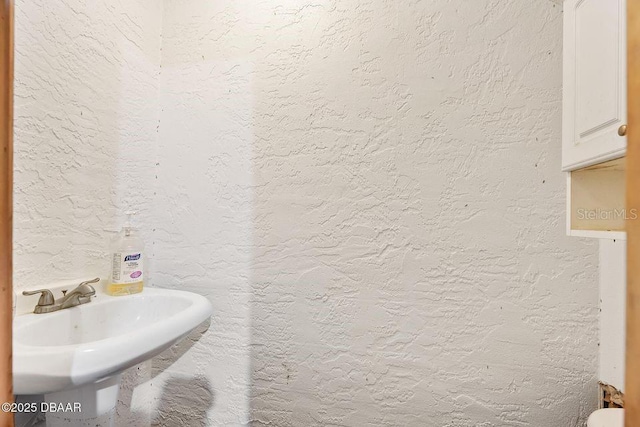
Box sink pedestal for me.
[44,375,121,427]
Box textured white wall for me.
[599,240,626,391]
[159,0,599,425]
[142,13,256,424]
[13,0,602,425]
[13,0,162,291]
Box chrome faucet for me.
[23,278,99,314]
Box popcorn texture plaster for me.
[14,0,599,425]
[158,0,599,424]
[13,0,162,289]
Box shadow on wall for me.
[151,319,212,377]
[117,320,215,426]
[151,321,215,426]
[151,376,214,427]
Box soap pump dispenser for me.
[108,211,145,296]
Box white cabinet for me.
[563,0,627,238]
[562,0,627,172]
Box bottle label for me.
[112,252,144,284]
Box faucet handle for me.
[79,278,100,287]
[76,278,99,297]
[22,289,55,306]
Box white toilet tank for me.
[587,409,624,427]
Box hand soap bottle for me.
[108,211,145,296]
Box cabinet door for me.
[562,0,627,171]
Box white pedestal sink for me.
[13,287,212,426]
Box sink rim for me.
[14,289,198,349]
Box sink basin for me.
[13,286,211,426]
